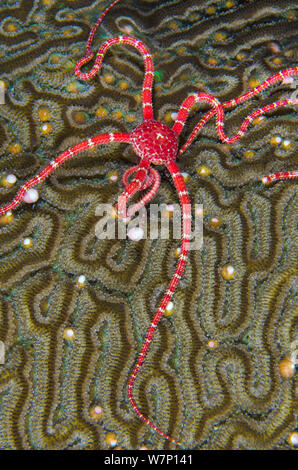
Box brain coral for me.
[0,0,297,450]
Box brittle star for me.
[0,0,297,447]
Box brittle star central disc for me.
[130,120,179,164]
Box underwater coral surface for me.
[0,0,297,450]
